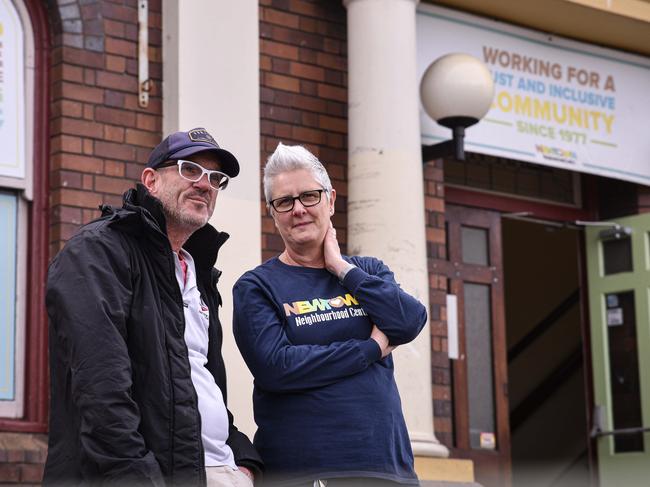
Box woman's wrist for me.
[336,261,356,282]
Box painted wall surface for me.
[163,0,261,437]
[417,3,650,186]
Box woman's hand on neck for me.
[323,222,351,277]
[280,223,350,278]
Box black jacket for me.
[44,184,262,486]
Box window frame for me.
[0,0,49,432]
[0,193,27,418]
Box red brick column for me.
[424,159,453,449]
[259,0,348,260]
[637,185,650,213]
[49,0,163,256]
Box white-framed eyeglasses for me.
[159,159,230,191]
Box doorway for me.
[442,204,512,487]
[502,217,591,487]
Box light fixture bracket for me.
[422,126,467,162]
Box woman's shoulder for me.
[236,257,280,284]
[236,256,315,286]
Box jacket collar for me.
[106,184,229,271]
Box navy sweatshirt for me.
[233,256,427,485]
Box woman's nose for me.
[292,199,307,215]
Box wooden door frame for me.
[443,204,511,487]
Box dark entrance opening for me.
[502,217,590,487]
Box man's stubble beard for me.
[157,187,213,234]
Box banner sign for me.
[417,4,650,186]
[0,0,25,180]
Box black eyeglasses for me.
[158,160,230,191]
[269,189,326,213]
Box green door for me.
[586,213,650,486]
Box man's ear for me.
[141,168,157,192]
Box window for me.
[0,0,34,419]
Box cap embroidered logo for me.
[188,128,218,146]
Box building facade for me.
[1,0,649,485]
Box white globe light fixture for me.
[420,53,494,161]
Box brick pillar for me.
[424,159,453,448]
[49,0,163,256]
[637,185,650,213]
[259,0,348,260]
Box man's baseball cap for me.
[146,127,240,177]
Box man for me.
[44,128,262,486]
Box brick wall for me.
[259,0,348,260]
[424,160,453,449]
[0,1,163,484]
[49,0,163,256]
[638,186,650,213]
[0,434,47,485]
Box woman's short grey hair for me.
[263,143,333,203]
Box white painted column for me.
[344,0,448,457]
[162,0,260,437]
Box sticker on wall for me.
[607,307,624,326]
[606,294,619,308]
[480,432,496,450]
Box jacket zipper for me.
[168,248,207,486]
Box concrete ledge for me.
[415,457,475,483]
[420,482,482,487]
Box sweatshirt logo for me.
[283,293,368,327]
[283,293,359,316]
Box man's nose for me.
[193,173,212,190]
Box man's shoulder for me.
[47,217,133,286]
[64,216,114,247]
[56,207,141,260]
[73,211,124,239]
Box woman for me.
[233,143,427,486]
